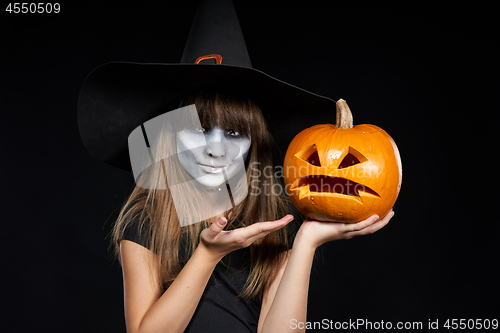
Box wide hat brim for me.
[77,61,336,171]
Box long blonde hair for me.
[112,91,291,301]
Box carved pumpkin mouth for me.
[291,175,380,200]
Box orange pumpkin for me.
[284,99,402,223]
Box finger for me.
[344,214,380,232]
[208,216,227,237]
[245,216,293,244]
[244,230,272,245]
[349,211,393,236]
[242,215,293,240]
[355,215,390,235]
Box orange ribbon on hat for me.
[194,54,223,64]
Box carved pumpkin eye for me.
[295,144,322,167]
[306,150,321,167]
[338,147,367,169]
[339,152,360,169]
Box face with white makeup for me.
[176,126,251,188]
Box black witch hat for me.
[77,0,335,171]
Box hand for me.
[296,210,394,250]
[199,214,294,260]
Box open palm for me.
[298,210,394,249]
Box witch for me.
[78,1,393,332]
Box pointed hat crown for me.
[181,0,251,67]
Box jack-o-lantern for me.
[284,99,402,223]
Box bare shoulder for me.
[121,239,154,262]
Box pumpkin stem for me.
[335,99,354,129]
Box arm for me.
[257,250,290,333]
[121,215,293,333]
[260,211,395,333]
[121,239,221,333]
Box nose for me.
[205,129,226,158]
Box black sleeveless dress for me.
[121,212,302,333]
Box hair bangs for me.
[196,92,260,137]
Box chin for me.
[196,174,226,188]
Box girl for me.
[111,91,393,333]
[75,2,395,332]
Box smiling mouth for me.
[199,163,229,169]
[291,175,380,200]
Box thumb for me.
[208,216,227,237]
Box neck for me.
[205,185,228,192]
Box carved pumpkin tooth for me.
[289,178,302,191]
[298,185,310,200]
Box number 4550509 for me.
[6,3,60,14]
[444,319,498,330]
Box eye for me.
[338,153,360,169]
[338,147,366,169]
[306,150,321,167]
[295,144,321,167]
[226,129,240,137]
[194,127,207,133]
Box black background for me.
[2,1,498,332]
